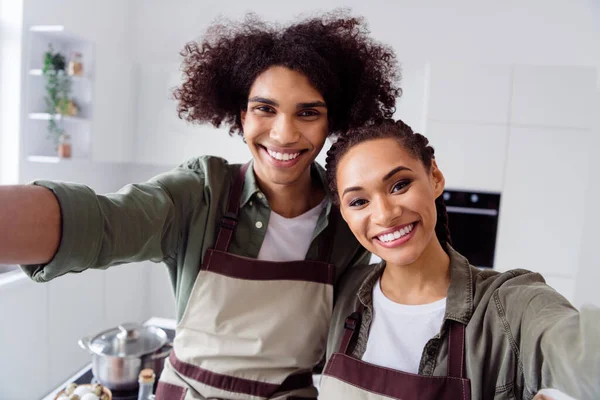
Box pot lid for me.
[87,323,168,357]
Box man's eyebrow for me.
[248,96,279,107]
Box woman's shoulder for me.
[471,264,570,314]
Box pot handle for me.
[150,342,173,360]
[78,336,93,354]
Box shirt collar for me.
[239,159,333,217]
[239,159,260,208]
[357,245,474,324]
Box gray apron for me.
[319,305,471,399]
[156,163,335,400]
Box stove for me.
[62,327,175,400]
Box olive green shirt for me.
[21,156,369,321]
[327,246,600,400]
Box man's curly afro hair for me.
[173,10,401,136]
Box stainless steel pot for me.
[78,323,172,390]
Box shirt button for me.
[255,221,263,229]
[257,193,264,199]
[249,201,253,206]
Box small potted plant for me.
[42,44,77,156]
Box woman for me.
[320,119,600,400]
[0,12,401,399]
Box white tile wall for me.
[510,66,596,130]
[47,270,107,385]
[427,63,512,124]
[426,121,508,192]
[147,263,177,321]
[104,263,149,328]
[0,277,49,400]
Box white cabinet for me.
[427,63,512,124]
[426,121,508,192]
[393,61,429,133]
[511,66,596,130]
[494,127,590,276]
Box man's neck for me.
[256,167,325,218]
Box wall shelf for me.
[28,69,90,82]
[28,113,90,123]
[27,155,90,164]
[23,25,94,161]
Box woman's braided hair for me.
[325,119,452,251]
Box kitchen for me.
[0,0,599,399]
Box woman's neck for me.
[380,239,451,305]
[255,166,325,218]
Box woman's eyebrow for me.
[382,166,412,182]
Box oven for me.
[442,189,501,269]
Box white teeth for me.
[377,223,414,243]
[266,148,300,161]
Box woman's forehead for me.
[337,138,420,184]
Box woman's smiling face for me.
[336,137,446,267]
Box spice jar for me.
[68,52,84,76]
[57,134,72,158]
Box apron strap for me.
[318,207,339,262]
[214,162,250,252]
[337,303,365,355]
[447,321,467,379]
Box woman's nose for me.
[372,196,401,226]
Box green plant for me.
[42,44,72,146]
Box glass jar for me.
[57,134,72,158]
[137,369,155,400]
[68,52,84,76]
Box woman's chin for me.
[372,248,418,267]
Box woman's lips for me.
[373,221,419,248]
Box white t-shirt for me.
[257,199,327,262]
[362,279,446,374]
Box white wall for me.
[0,0,23,184]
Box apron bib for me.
[156,163,335,400]
[319,306,471,400]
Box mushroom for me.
[65,383,78,396]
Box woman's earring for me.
[243,136,247,144]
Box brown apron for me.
[155,163,335,400]
[319,306,472,400]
